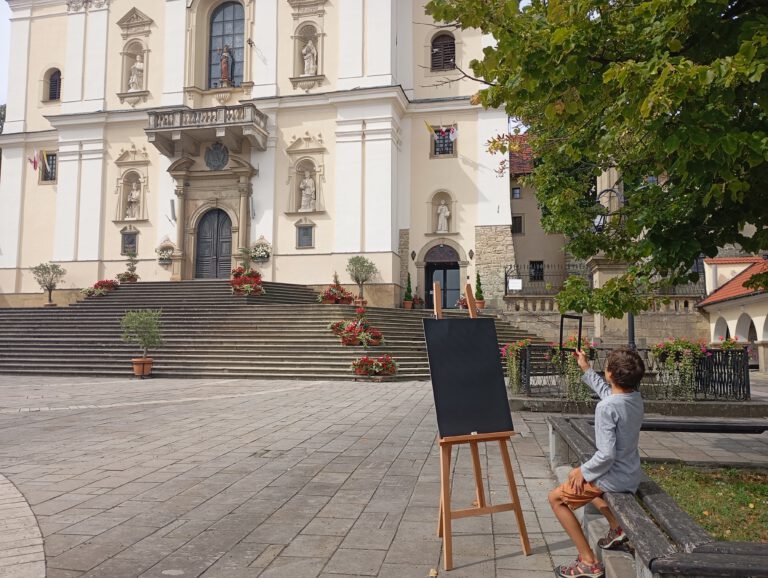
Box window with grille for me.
[297,225,314,248]
[431,33,456,71]
[47,69,61,101]
[40,153,57,182]
[511,215,524,234]
[432,128,455,157]
[512,187,521,199]
[208,2,244,88]
[529,261,544,282]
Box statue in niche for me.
[298,170,316,212]
[302,40,318,76]
[128,54,144,91]
[436,200,451,233]
[219,45,232,87]
[125,181,140,220]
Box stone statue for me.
[128,54,144,92]
[125,181,140,220]
[219,45,232,87]
[302,40,318,77]
[298,170,316,212]
[436,200,450,233]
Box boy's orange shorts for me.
[556,479,604,510]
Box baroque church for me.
[0,0,522,308]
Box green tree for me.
[30,262,66,305]
[427,0,768,317]
[474,272,484,301]
[404,272,413,302]
[346,256,378,299]
[120,310,163,358]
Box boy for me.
[549,347,645,578]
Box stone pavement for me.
[0,377,766,578]
[0,376,571,578]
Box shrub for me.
[475,272,484,301]
[30,262,66,304]
[120,310,163,358]
[404,273,413,301]
[116,252,140,283]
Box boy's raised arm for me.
[576,350,611,400]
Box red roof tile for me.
[703,257,763,265]
[698,260,768,307]
[508,135,533,175]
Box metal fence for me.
[513,345,750,401]
[504,264,589,296]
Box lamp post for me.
[594,187,636,349]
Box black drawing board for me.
[559,314,583,351]
[423,318,514,438]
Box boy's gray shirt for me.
[580,369,644,493]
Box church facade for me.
[0,0,519,307]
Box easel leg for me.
[440,443,453,571]
[498,439,532,556]
[469,441,487,508]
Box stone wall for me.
[0,289,82,308]
[398,229,409,302]
[475,225,515,307]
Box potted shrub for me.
[94,279,119,291]
[474,272,485,309]
[455,295,468,309]
[412,295,424,309]
[229,267,265,296]
[117,252,140,284]
[351,354,398,381]
[403,273,413,309]
[120,309,163,378]
[30,262,66,307]
[80,287,107,298]
[346,256,378,306]
[318,272,355,304]
[156,247,173,266]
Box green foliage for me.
[427,0,768,316]
[120,310,163,358]
[501,339,530,394]
[744,270,768,291]
[474,272,484,301]
[346,256,378,298]
[651,337,705,400]
[30,262,66,304]
[117,252,140,283]
[404,273,413,301]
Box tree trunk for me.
[359,283,364,299]
[47,288,53,304]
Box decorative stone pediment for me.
[117,8,153,39]
[286,132,326,155]
[66,0,109,12]
[115,145,150,167]
[287,0,328,20]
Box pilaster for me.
[82,2,109,110]
[364,115,399,252]
[251,0,278,98]
[52,142,81,261]
[334,117,364,252]
[251,112,277,244]
[0,147,25,269]
[4,8,32,134]
[337,0,363,90]
[61,8,87,114]
[77,138,106,261]
[162,0,187,106]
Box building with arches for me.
[0,0,533,308]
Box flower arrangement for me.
[230,267,265,296]
[80,287,108,298]
[412,295,424,308]
[652,337,707,400]
[330,307,384,347]
[717,336,742,350]
[318,272,355,304]
[116,252,140,283]
[156,247,173,264]
[455,295,468,309]
[250,239,272,261]
[94,279,119,291]
[501,339,530,394]
[351,354,397,377]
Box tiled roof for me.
[698,260,768,307]
[703,257,763,265]
[508,135,533,175]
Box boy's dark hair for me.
[605,347,645,390]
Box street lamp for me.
[594,187,636,349]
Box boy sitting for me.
[549,347,645,578]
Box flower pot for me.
[476,300,485,309]
[403,300,413,310]
[354,298,368,307]
[132,357,153,378]
[341,337,359,346]
[368,338,382,347]
[321,298,334,304]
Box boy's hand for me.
[575,349,590,372]
[568,467,586,494]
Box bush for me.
[120,310,163,358]
[30,262,66,304]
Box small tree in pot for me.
[346,256,378,305]
[30,262,67,306]
[403,273,413,309]
[474,272,486,309]
[120,309,163,378]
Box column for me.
[77,137,106,260]
[171,183,186,281]
[52,142,81,262]
[364,114,398,252]
[61,9,86,114]
[337,0,363,90]
[155,156,176,246]
[251,113,277,243]
[82,2,109,111]
[251,0,277,98]
[365,0,395,86]
[238,177,250,250]
[162,0,187,105]
[4,8,31,135]
[334,115,364,252]
[0,146,25,269]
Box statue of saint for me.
[436,200,450,233]
[302,40,318,76]
[125,181,140,220]
[298,171,316,212]
[219,45,232,87]
[128,54,144,92]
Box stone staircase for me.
[0,280,542,380]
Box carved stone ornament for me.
[117,8,154,39]
[67,0,109,12]
[204,143,230,171]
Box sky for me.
[0,2,9,104]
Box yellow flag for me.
[424,120,435,137]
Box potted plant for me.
[30,262,66,307]
[80,287,107,298]
[351,354,397,381]
[318,272,355,304]
[116,252,140,283]
[474,272,485,309]
[120,309,163,378]
[94,279,120,292]
[455,295,468,309]
[403,273,413,309]
[412,295,424,309]
[346,256,378,306]
[156,247,173,265]
[229,267,265,295]
[250,237,272,262]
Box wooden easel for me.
[431,282,531,571]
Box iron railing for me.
[504,264,589,296]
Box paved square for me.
[0,377,566,577]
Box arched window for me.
[208,2,245,88]
[46,69,62,101]
[431,33,455,71]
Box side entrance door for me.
[426,263,460,310]
[195,209,232,279]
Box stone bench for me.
[548,416,768,578]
